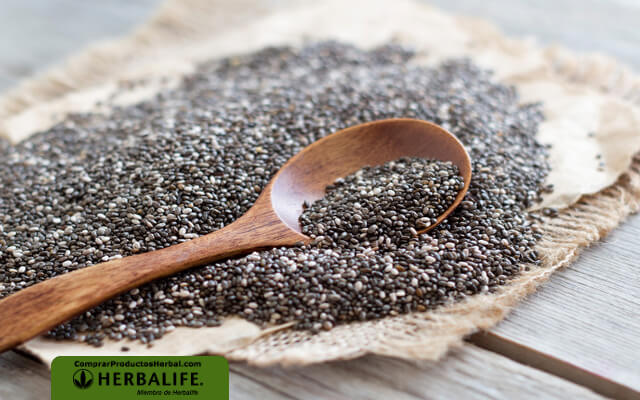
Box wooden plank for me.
[429,0,640,70]
[230,344,606,400]
[0,344,605,400]
[472,213,640,400]
[230,370,298,400]
[0,0,162,91]
[3,340,625,400]
[0,351,50,400]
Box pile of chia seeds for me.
[300,158,464,248]
[0,42,550,345]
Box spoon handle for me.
[0,208,304,353]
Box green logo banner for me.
[51,356,228,399]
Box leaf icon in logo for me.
[73,369,93,389]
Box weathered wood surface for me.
[473,213,640,399]
[0,345,606,400]
[0,0,161,91]
[0,351,50,400]
[229,345,606,400]
[1,0,640,399]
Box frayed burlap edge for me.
[2,0,639,366]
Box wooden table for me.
[1,1,639,399]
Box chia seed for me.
[0,42,550,345]
[300,158,464,249]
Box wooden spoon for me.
[0,118,471,352]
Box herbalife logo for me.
[73,369,94,389]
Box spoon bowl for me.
[270,118,471,233]
[0,118,470,352]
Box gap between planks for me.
[228,344,605,400]
[469,212,640,400]
[470,332,637,400]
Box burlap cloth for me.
[3,0,640,366]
